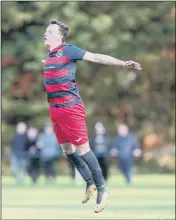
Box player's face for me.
[45,126,53,135]
[118,124,129,137]
[16,122,27,134]
[44,24,62,46]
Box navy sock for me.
[67,151,94,186]
[81,151,105,192]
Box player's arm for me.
[132,136,142,157]
[83,52,142,70]
[110,137,119,157]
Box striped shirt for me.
[44,43,86,107]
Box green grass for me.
[2,174,175,219]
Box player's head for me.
[44,19,69,47]
[44,124,54,135]
[27,127,38,140]
[16,122,27,134]
[117,124,129,137]
[95,122,106,135]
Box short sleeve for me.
[65,45,87,61]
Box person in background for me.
[90,122,110,181]
[26,127,40,183]
[67,158,76,180]
[111,124,141,184]
[37,124,61,182]
[10,122,28,184]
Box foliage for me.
[1,2,175,151]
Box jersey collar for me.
[48,42,67,54]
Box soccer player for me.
[43,19,142,213]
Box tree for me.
[1,2,175,151]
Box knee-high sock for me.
[67,151,94,186]
[81,151,105,192]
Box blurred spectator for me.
[67,158,75,180]
[37,124,61,181]
[10,122,28,184]
[2,152,9,159]
[90,122,110,181]
[26,127,40,183]
[142,132,161,149]
[111,124,141,184]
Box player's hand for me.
[36,141,43,149]
[123,60,142,70]
[29,147,36,154]
[133,149,142,157]
[110,148,119,157]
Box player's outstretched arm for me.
[83,52,142,70]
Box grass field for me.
[2,174,175,219]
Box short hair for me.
[49,19,69,42]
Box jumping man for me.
[43,19,142,213]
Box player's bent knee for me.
[76,142,91,155]
[61,142,76,155]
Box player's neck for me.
[49,41,63,51]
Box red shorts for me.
[49,102,89,145]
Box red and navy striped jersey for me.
[43,43,86,107]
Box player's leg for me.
[68,159,75,179]
[125,158,133,184]
[47,159,56,179]
[119,159,127,182]
[51,103,107,211]
[61,142,94,189]
[19,157,27,183]
[11,155,20,183]
[98,157,106,181]
[100,157,108,181]
[75,142,108,213]
[61,102,108,212]
[43,160,50,180]
[50,115,94,187]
